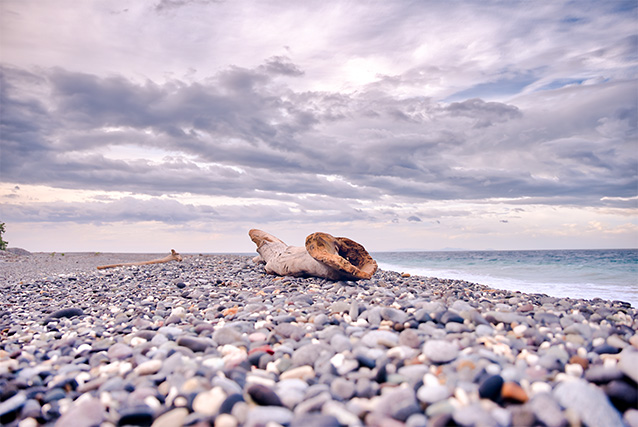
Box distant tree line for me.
[0,222,8,250]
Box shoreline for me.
[1,252,637,426]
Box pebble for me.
[213,327,243,345]
[247,384,283,406]
[243,406,293,427]
[529,392,566,427]
[1,252,636,427]
[501,381,528,402]
[48,307,84,319]
[117,405,155,427]
[151,407,189,427]
[478,374,504,401]
[107,342,133,360]
[176,336,212,352]
[618,349,638,383]
[361,330,399,347]
[291,413,341,427]
[280,365,315,380]
[0,392,26,418]
[417,384,452,404]
[423,340,458,363]
[134,359,162,375]
[192,387,226,416]
[214,413,238,427]
[330,377,356,400]
[554,378,624,427]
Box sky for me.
[1,0,637,253]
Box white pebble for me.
[423,373,440,387]
[75,343,92,354]
[603,357,618,368]
[170,307,186,316]
[592,337,605,347]
[214,413,238,427]
[193,387,226,416]
[454,387,470,406]
[330,353,345,368]
[513,324,527,337]
[355,318,369,327]
[530,381,552,395]
[565,363,583,377]
[18,418,38,427]
[130,337,147,346]
[246,374,276,387]
[135,359,162,376]
[486,363,501,375]
[144,396,161,410]
[280,365,314,380]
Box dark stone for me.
[49,308,84,320]
[0,392,26,424]
[258,353,274,370]
[175,282,186,289]
[604,380,638,412]
[247,384,283,406]
[271,315,296,324]
[593,344,621,355]
[219,393,244,414]
[414,309,433,323]
[441,310,464,324]
[135,330,156,340]
[42,388,66,403]
[356,354,376,369]
[376,363,388,383]
[478,375,504,401]
[117,405,154,427]
[176,336,211,352]
[248,351,266,366]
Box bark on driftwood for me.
[249,229,377,280]
[96,249,183,270]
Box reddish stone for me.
[569,355,589,370]
[502,381,528,402]
[248,345,274,355]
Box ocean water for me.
[372,249,638,307]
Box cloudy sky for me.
[1,0,637,253]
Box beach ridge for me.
[1,252,636,426]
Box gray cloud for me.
[2,58,636,216]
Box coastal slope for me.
[1,253,636,426]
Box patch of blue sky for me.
[444,74,538,103]
[560,16,587,25]
[536,78,587,91]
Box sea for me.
[372,249,638,308]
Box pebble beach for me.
[1,250,637,427]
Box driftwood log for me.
[249,229,377,280]
[96,249,183,270]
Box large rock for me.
[554,378,623,427]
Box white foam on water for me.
[376,261,638,307]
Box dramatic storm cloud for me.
[1,0,636,252]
